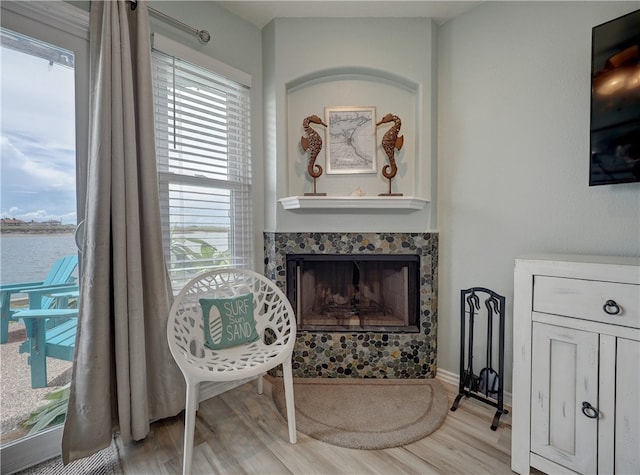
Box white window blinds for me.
[151,36,253,292]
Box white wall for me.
[437,1,640,391]
[263,18,437,232]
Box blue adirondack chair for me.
[15,302,79,388]
[0,254,78,344]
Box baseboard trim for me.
[435,368,459,388]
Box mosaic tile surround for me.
[264,232,438,379]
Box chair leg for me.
[182,381,199,475]
[257,373,263,395]
[282,361,297,444]
[0,291,11,344]
[22,318,48,388]
[0,315,9,344]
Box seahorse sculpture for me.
[301,114,327,195]
[376,113,404,195]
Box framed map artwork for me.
[325,106,377,174]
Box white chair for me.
[167,268,297,475]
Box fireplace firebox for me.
[286,254,420,332]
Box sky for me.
[1,42,77,225]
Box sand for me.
[0,322,72,443]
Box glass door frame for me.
[0,1,88,472]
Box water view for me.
[0,233,77,285]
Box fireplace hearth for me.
[264,232,438,378]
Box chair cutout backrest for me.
[41,255,78,310]
[43,255,78,286]
[167,268,297,383]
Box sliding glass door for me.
[0,2,88,472]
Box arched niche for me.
[286,67,422,197]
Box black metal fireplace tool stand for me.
[450,287,508,430]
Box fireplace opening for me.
[286,254,420,332]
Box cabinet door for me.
[531,322,599,474]
[615,338,640,473]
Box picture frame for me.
[325,106,377,174]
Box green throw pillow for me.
[199,293,259,350]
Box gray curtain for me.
[62,0,184,463]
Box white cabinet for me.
[512,255,640,475]
[531,323,599,474]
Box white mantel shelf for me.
[278,196,429,210]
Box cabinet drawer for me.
[533,276,640,329]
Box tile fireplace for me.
[264,232,438,379]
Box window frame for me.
[151,34,254,292]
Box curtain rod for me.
[128,0,211,44]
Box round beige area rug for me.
[272,377,448,450]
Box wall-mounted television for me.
[589,9,640,186]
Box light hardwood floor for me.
[116,378,515,474]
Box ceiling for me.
[217,1,483,28]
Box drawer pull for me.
[581,401,599,419]
[603,300,621,315]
